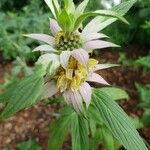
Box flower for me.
[23,0,126,77]
[23,0,126,71]
[40,55,118,112]
[24,18,118,55]
[24,18,118,75]
[23,0,123,112]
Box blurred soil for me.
[0,46,150,150]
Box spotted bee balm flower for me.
[41,55,118,112]
[24,0,127,112]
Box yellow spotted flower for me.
[23,0,123,112]
[40,55,118,112]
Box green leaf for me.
[0,65,44,104]
[135,56,150,69]
[92,89,148,150]
[83,0,137,33]
[51,0,60,19]
[64,0,75,14]
[48,96,64,104]
[58,9,73,32]
[135,83,150,107]
[18,140,41,150]
[88,106,102,140]
[74,10,128,31]
[99,87,129,100]
[89,118,97,137]
[34,64,47,77]
[0,75,44,119]
[44,0,60,18]
[101,126,115,150]
[12,65,22,76]
[88,105,103,124]
[89,128,102,150]
[88,106,121,150]
[48,107,75,150]
[0,81,19,103]
[75,0,89,18]
[71,115,89,150]
[129,117,144,129]
[141,109,150,126]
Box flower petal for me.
[81,33,108,42]
[60,51,71,69]
[71,49,89,66]
[49,18,61,36]
[79,82,92,108]
[84,40,119,52]
[63,90,72,105]
[40,80,58,99]
[33,44,57,52]
[63,90,83,112]
[87,73,109,85]
[24,34,55,45]
[94,64,120,71]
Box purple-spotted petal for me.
[84,40,119,51]
[49,18,61,36]
[33,44,57,52]
[63,90,83,112]
[87,73,109,85]
[40,81,58,99]
[94,64,119,71]
[79,82,92,108]
[81,33,108,42]
[60,51,71,69]
[24,34,55,45]
[71,49,89,66]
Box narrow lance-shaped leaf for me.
[0,64,45,105]
[83,0,137,34]
[0,81,19,104]
[141,109,150,126]
[18,140,41,150]
[71,115,89,150]
[52,0,60,19]
[75,0,89,18]
[135,56,150,69]
[99,87,129,101]
[48,107,75,150]
[92,89,148,150]
[74,10,128,31]
[58,9,73,32]
[0,75,44,119]
[64,0,75,14]
[101,126,116,150]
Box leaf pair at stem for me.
[45,0,129,33]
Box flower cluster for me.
[24,0,123,112]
